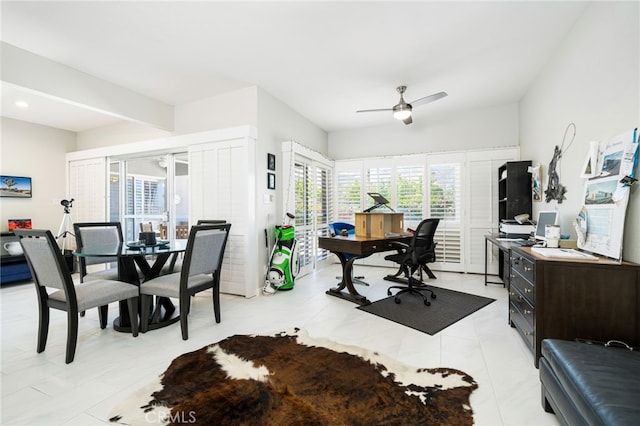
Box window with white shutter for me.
[335,163,362,222]
[396,165,424,222]
[428,156,463,271]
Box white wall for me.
[174,86,258,134]
[76,86,259,150]
[0,117,77,233]
[256,86,328,240]
[520,2,639,263]
[328,103,519,159]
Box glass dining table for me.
[74,240,188,332]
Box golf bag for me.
[264,218,300,293]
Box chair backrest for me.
[15,229,77,305]
[196,220,227,225]
[329,222,355,235]
[181,224,231,282]
[73,222,123,269]
[411,218,440,263]
[140,222,153,233]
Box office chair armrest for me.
[388,241,410,251]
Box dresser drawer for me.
[510,271,534,306]
[509,289,535,328]
[510,301,534,350]
[511,252,535,283]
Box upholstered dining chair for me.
[139,221,153,233]
[73,222,123,283]
[384,218,440,306]
[196,219,227,225]
[139,223,231,340]
[15,229,139,364]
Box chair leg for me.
[140,295,152,333]
[421,264,437,279]
[37,303,50,354]
[98,305,108,329]
[180,295,189,341]
[127,297,139,337]
[66,311,79,364]
[212,277,221,323]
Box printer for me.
[499,219,535,238]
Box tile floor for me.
[1,264,560,425]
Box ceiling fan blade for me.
[403,115,413,125]
[356,108,393,113]
[409,91,448,108]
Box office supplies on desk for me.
[531,247,598,260]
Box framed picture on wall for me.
[267,153,276,171]
[0,175,32,198]
[268,172,276,190]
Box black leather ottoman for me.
[540,339,640,426]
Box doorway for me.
[109,153,189,242]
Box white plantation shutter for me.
[68,158,107,224]
[396,165,424,222]
[335,161,362,222]
[428,157,463,271]
[285,142,334,276]
[366,166,392,201]
[466,149,519,273]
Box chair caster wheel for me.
[424,299,431,306]
[394,297,401,304]
[431,293,437,299]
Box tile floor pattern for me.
[1,264,560,425]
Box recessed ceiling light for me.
[15,100,29,109]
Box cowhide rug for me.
[110,328,478,425]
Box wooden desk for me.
[318,235,411,305]
[485,234,523,287]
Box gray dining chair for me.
[139,223,231,340]
[73,222,123,283]
[161,220,226,275]
[15,229,139,364]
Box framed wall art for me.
[267,153,276,171]
[268,172,276,190]
[0,175,32,198]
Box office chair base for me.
[387,284,436,306]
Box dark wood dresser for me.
[509,246,640,367]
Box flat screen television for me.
[534,211,559,241]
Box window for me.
[396,165,424,222]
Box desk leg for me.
[485,237,505,286]
[326,253,371,306]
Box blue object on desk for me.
[328,222,368,284]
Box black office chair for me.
[384,218,439,306]
[328,222,367,286]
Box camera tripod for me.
[56,200,75,252]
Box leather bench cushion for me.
[541,339,640,426]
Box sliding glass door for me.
[109,152,188,242]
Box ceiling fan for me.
[356,86,448,125]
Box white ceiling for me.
[0,1,588,133]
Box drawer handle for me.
[524,288,533,294]
[510,309,516,314]
[524,309,533,315]
[524,266,532,272]
[509,292,516,297]
[525,331,534,336]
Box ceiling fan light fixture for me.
[393,105,412,120]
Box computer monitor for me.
[534,211,559,241]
